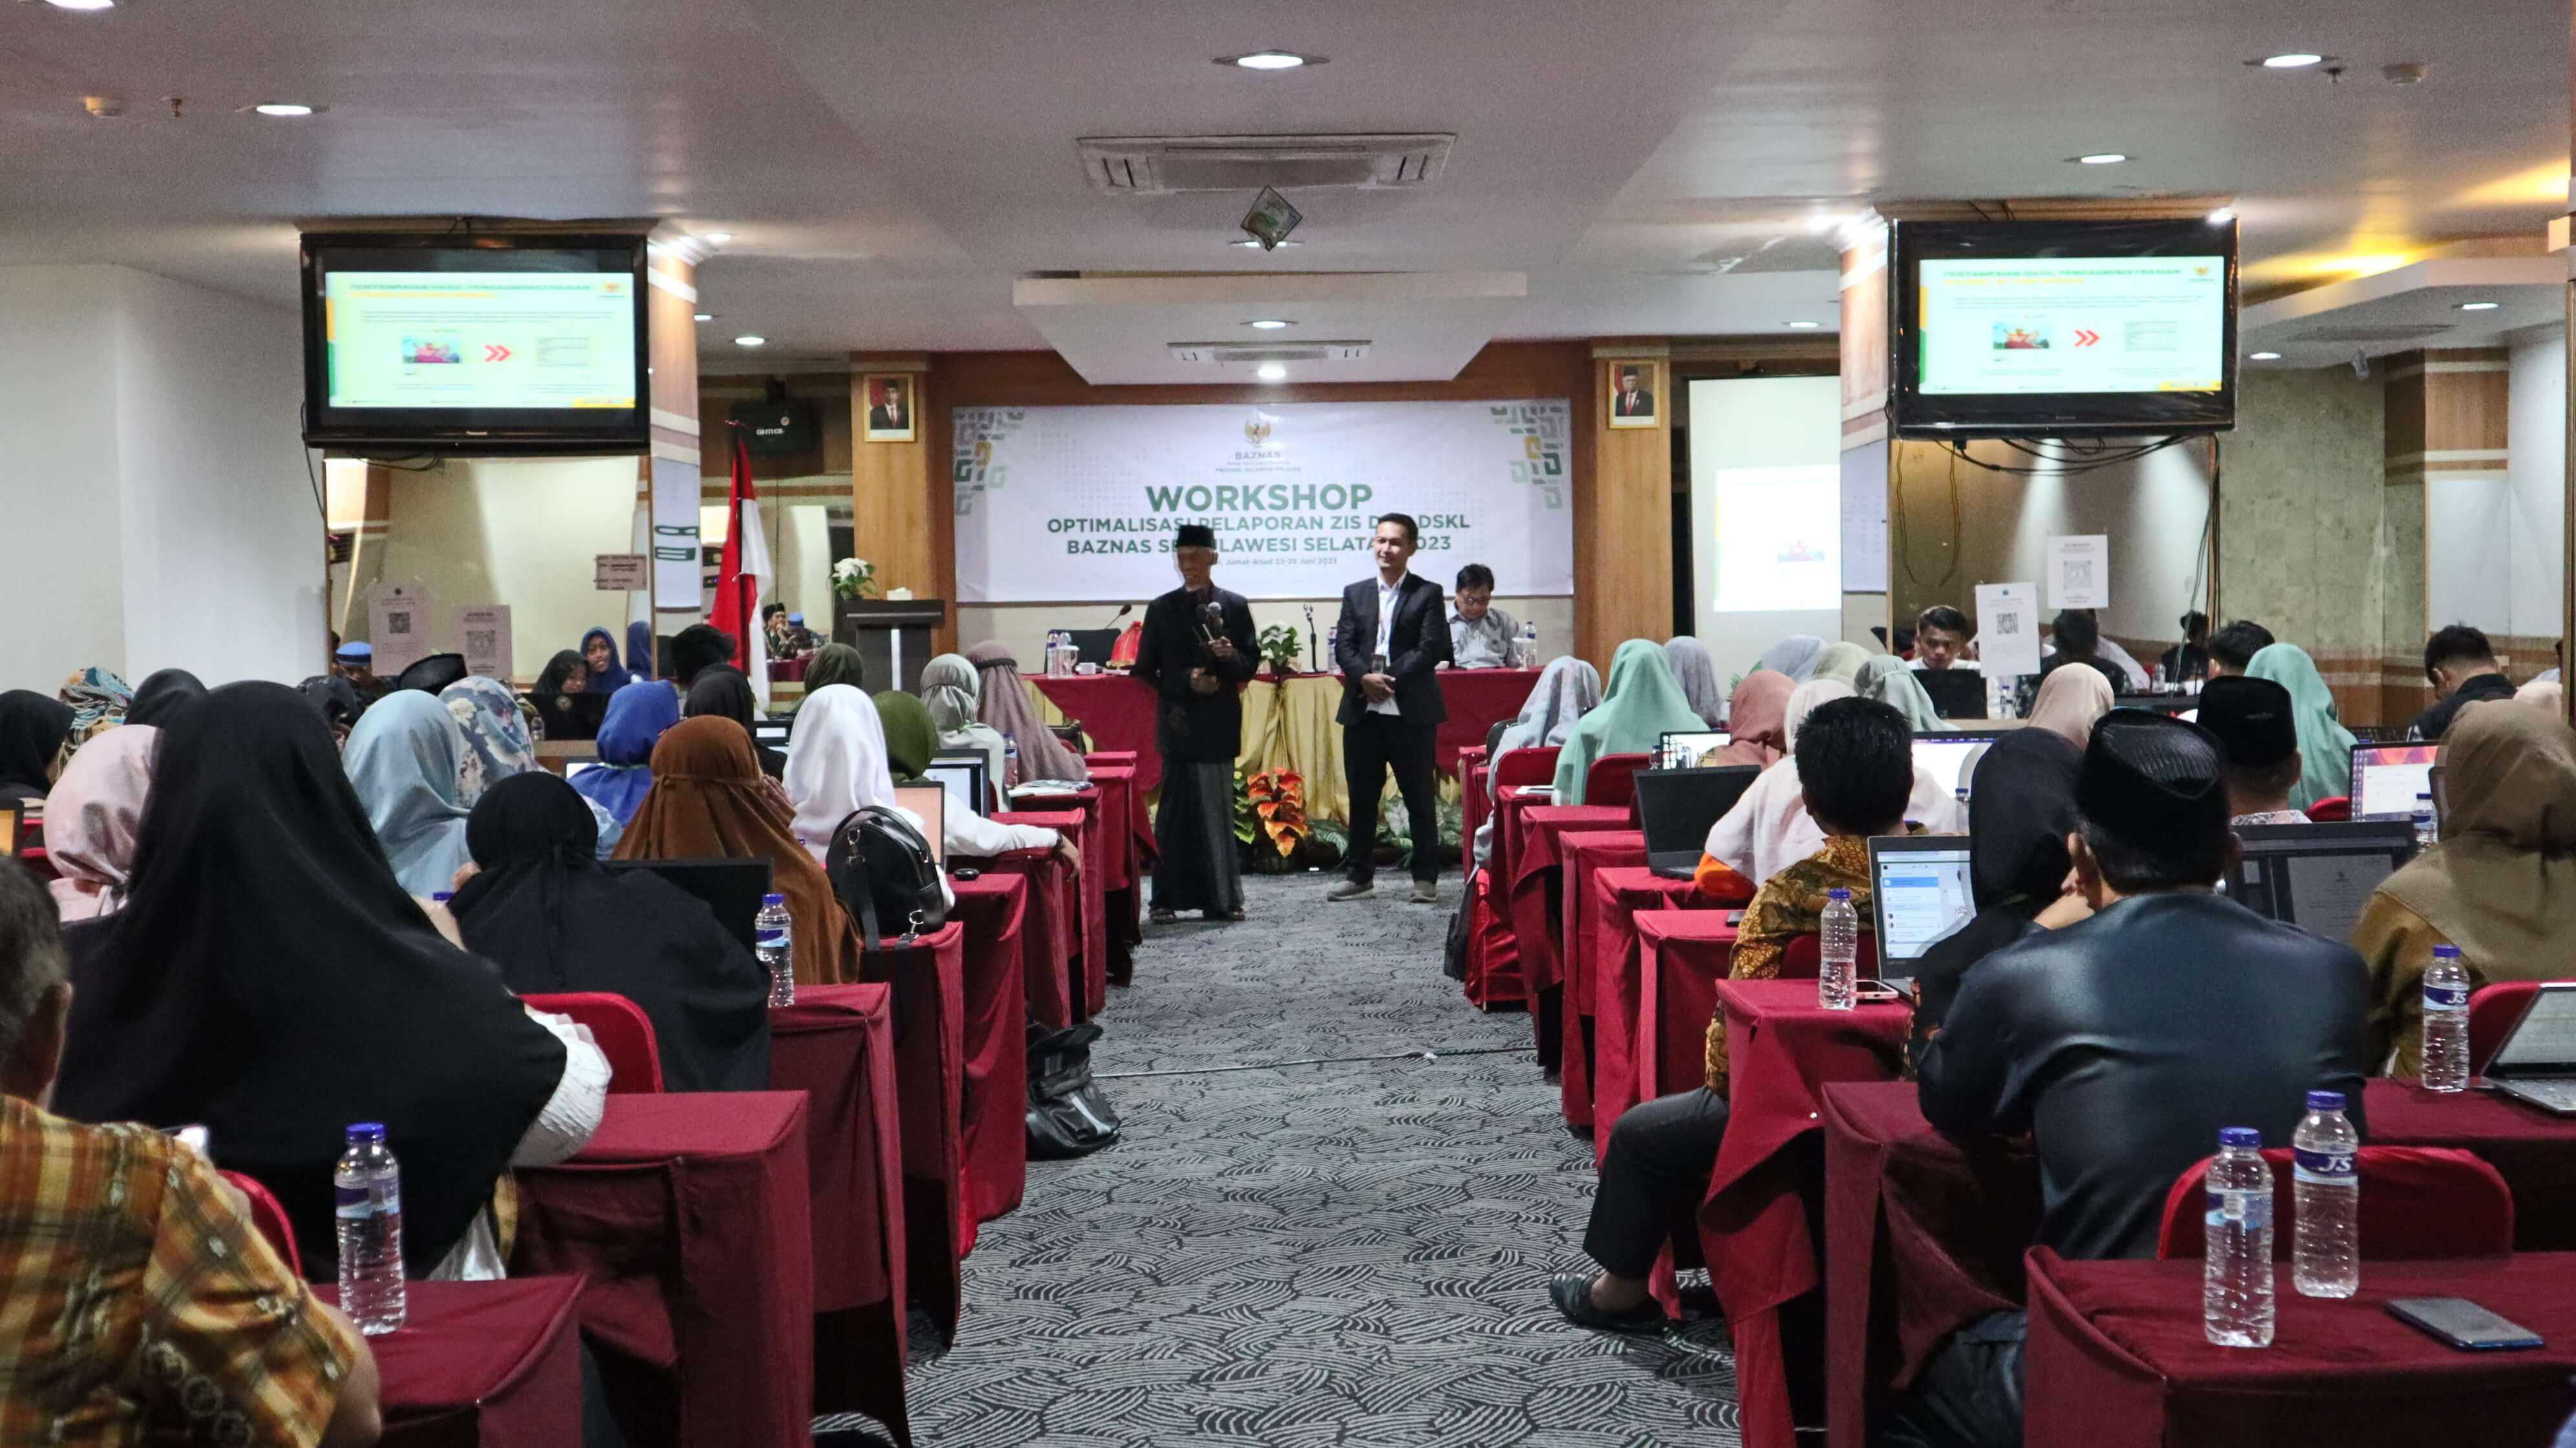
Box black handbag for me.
[824,805,948,949]
[1025,1019,1120,1159]
[1443,867,1475,981]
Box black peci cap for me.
[1175,524,1217,550]
[2075,710,2227,847]
[2195,676,2297,768]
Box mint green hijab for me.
[1551,639,1706,804]
[1812,641,1872,685]
[1856,654,1951,734]
[2245,642,2357,811]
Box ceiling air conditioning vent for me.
[1080,134,1454,195]
[1168,341,1372,365]
[2289,323,2455,344]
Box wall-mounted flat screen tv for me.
[300,233,650,456]
[1890,217,2237,438]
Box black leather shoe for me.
[1549,1273,1665,1332]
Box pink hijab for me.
[965,641,1090,786]
[2028,665,2115,750]
[1702,670,1793,768]
[45,723,158,922]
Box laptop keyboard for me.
[2499,1078,2576,1113]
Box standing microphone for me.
[1102,601,1133,628]
[1304,603,1319,673]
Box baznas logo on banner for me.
[952,399,1574,602]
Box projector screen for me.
[1688,376,1845,673]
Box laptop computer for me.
[1635,765,1761,878]
[925,750,992,818]
[2350,741,2438,820]
[561,756,605,782]
[1867,835,1976,986]
[1065,628,1121,666]
[1911,731,2002,802]
[1914,667,1988,721]
[2482,983,2576,1114]
[2227,822,2418,942]
[751,719,792,752]
[1657,729,1732,771]
[894,784,947,866]
[604,856,775,951]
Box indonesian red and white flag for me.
[709,428,773,708]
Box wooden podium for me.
[833,597,945,693]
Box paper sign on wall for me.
[2047,535,2110,611]
[367,580,437,679]
[649,456,703,611]
[595,554,649,591]
[453,606,513,680]
[1975,581,2042,677]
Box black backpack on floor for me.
[824,805,947,949]
[1026,1019,1120,1159]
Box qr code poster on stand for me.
[2047,535,2109,612]
[367,580,438,679]
[1975,581,2042,677]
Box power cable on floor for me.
[1093,1045,1532,1080]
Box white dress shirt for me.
[1368,575,1406,716]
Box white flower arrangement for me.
[831,557,879,601]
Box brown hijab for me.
[2377,701,2576,977]
[613,716,859,986]
[1703,670,1793,769]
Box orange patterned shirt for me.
[0,1096,360,1446]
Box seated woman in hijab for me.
[442,676,621,858]
[1705,679,1966,888]
[1856,653,1953,735]
[2350,703,2576,1075]
[2244,641,2359,813]
[1551,640,1705,805]
[530,649,596,741]
[0,689,74,802]
[802,643,868,698]
[127,667,206,728]
[618,716,860,987]
[1809,640,1873,687]
[966,641,1091,787]
[57,666,133,754]
[572,681,680,828]
[43,722,158,922]
[877,688,1075,866]
[2025,662,2116,751]
[685,664,786,780]
[1699,671,1792,769]
[453,772,771,1092]
[300,674,366,747]
[52,681,608,1281]
[1473,657,1603,865]
[343,690,476,898]
[1662,638,1727,730]
[1757,635,1826,685]
[577,626,632,699]
[920,652,1010,798]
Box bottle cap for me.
[431,891,453,902]
[2218,1127,2261,1149]
[2305,1090,2346,1112]
[2432,944,2462,959]
[762,893,786,907]
[347,1122,385,1141]
[1827,888,1851,901]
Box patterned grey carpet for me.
[830,872,1739,1447]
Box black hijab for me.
[451,771,771,1093]
[397,653,469,695]
[126,669,208,729]
[531,650,594,742]
[299,675,365,733]
[52,681,566,1277]
[0,690,73,800]
[684,665,784,780]
[1906,728,2084,1072]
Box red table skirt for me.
[1628,912,1740,1141]
[1557,831,1648,1128]
[317,1277,586,1448]
[859,922,969,1343]
[1002,787,1109,1017]
[767,983,910,1433]
[2024,1250,2576,1448]
[1086,762,1146,986]
[1507,804,1633,998]
[948,873,1032,1228]
[1589,868,1724,1150]
[514,1092,815,1448]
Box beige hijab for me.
[2378,702,2576,975]
[2027,665,2114,750]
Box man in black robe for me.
[1135,524,1258,922]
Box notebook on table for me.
[2483,983,2576,1115]
[1866,835,1975,990]
[1633,765,1761,879]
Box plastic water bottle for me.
[2412,793,2438,853]
[1004,732,1020,788]
[1818,888,1858,1010]
[334,1123,407,1336]
[2421,944,2471,1092]
[1518,621,1540,668]
[2292,1091,2360,1298]
[2202,1127,2275,1348]
[757,893,795,1007]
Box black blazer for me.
[1333,573,1452,727]
[1133,584,1259,763]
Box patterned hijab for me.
[967,640,1089,785]
[1662,637,1727,730]
[1552,640,1706,804]
[44,723,157,922]
[1856,654,1951,734]
[2245,642,2359,811]
[340,689,475,897]
[58,667,133,751]
[442,676,621,857]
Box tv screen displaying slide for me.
[300,233,650,455]
[1891,217,2237,438]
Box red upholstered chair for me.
[2469,980,2546,1076]
[1495,746,1561,791]
[1778,932,1879,981]
[1584,752,1653,812]
[219,1170,304,1278]
[2304,795,2352,822]
[519,992,665,1094]
[2155,1145,2513,1261]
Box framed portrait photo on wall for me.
[1606,359,1660,429]
[861,372,917,443]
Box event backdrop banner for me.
[952,399,1574,602]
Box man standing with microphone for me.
[1135,524,1259,922]
[1329,513,1453,904]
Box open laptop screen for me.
[2491,985,2576,1074]
[2351,742,2436,820]
[1868,837,1975,967]
[1658,730,1732,771]
[2229,822,2416,942]
[1911,733,2000,801]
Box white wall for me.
[374,456,641,682]
[2506,331,2566,639]
[0,264,319,690]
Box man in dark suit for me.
[1328,513,1453,904]
[868,383,909,434]
[1613,367,1654,420]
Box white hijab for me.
[1476,656,1604,865]
[1704,680,1964,884]
[782,684,897,862]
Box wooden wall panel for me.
[1582,350,1669,666]
[849,365,945,652]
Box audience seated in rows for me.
[875,688,1076,868]
[1551,639,1706,805]
[1470,655,1602,866]
[39,723,156,923]
[2023,664,2113,751]
[803,641,870,697]
[920,652,1009,789]
[442,675,623,858]
[341,690,477,898]
[0,690,72,802]
[1854,652,1950,734]
[1697,670,1791,770]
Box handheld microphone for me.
[1198,599,1225,647]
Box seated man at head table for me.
[1446,562,1521,668]
[1887,712,2370,1448]
[0,859,383,1447]
[2196,675,2309,825]
[1551,695,1918,1330]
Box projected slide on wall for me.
[1710,463,1843,612]
[323,273,638,410]
[1917,255,2226,396]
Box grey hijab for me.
[1758,635,1827,683]
[1663,637,1727,730]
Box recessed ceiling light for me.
[1787,321,1821,329]
[252,103,317,117]
[2259,52,2324,68]
[735,335,766,348]
[1246,319,1293,330]
[2458,301,2501,311]
[693,313,713,323]
[1256,363,1287,381]
[704,232,733,245]
[2074,153,2129,165]
[2207,207,2236,224]
[2249,351,2282,361]
[1222,50,1321,70]
[1230,238,1304,248]
[43,0,118,12]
